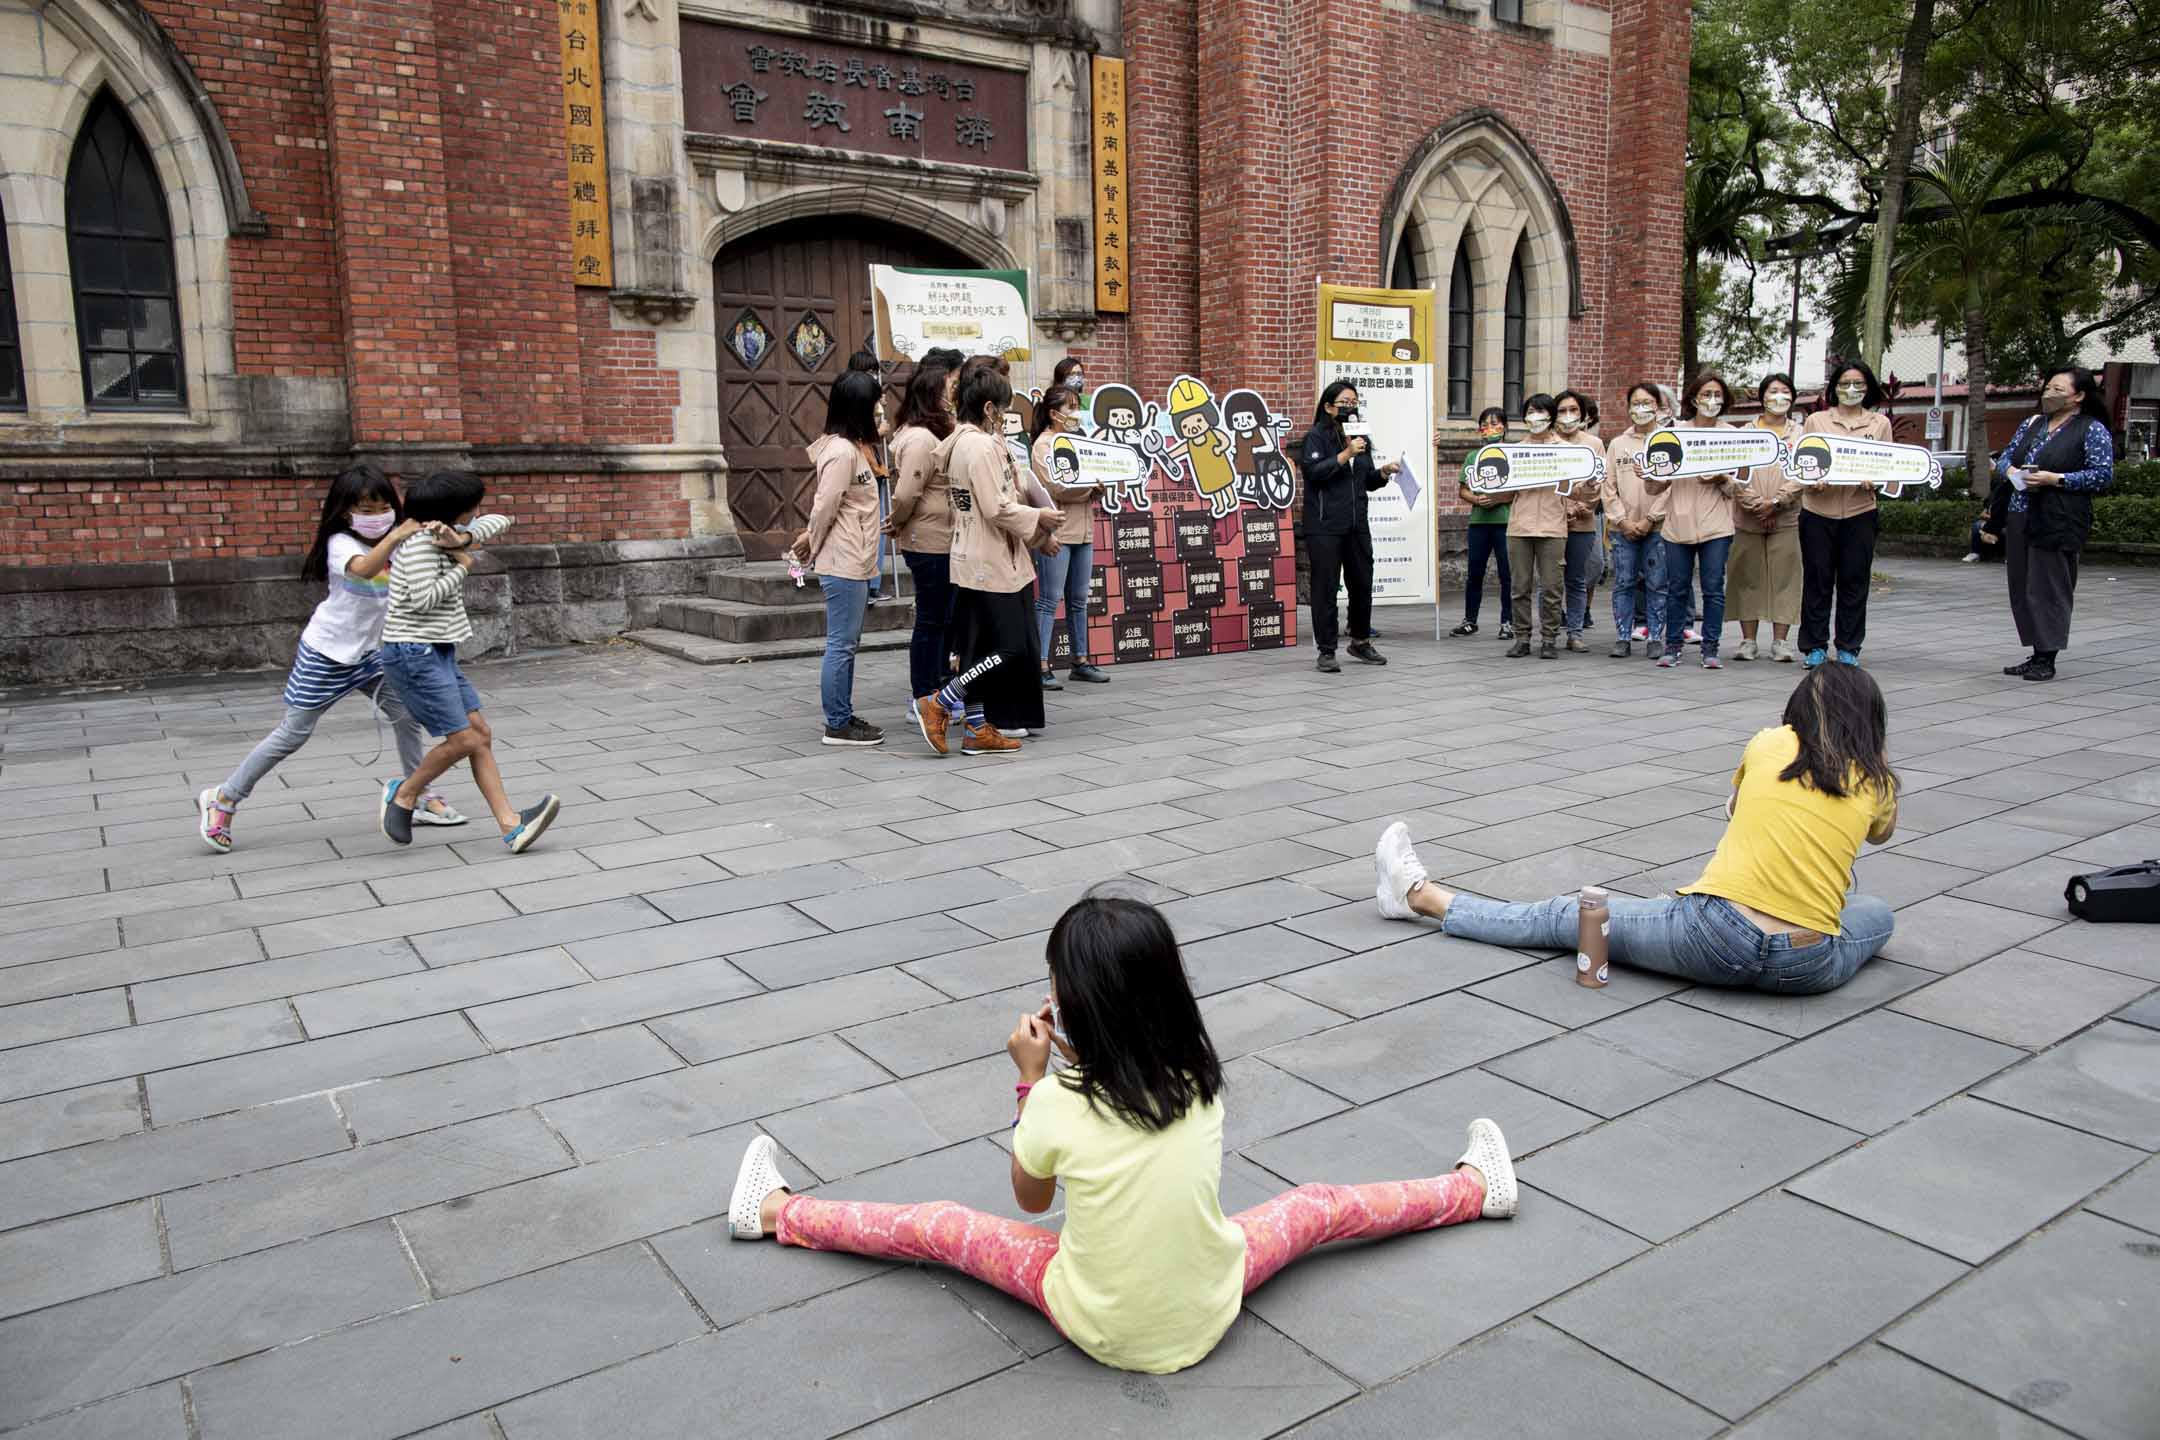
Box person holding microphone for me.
[1299,381,1397,673]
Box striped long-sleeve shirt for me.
[381,514,512,645]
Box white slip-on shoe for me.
[729,1134,791,1240]
[1457,1118,1518,1219]
[1374,820,1428,921]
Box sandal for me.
[729,1134,792,1240]
[196,787,234,854]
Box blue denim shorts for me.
[381,642,480,737]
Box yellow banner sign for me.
[1091,57,1129,314]
[559,0,612,287]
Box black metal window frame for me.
[1492,0,1525,24]
[0,195,23,410]
[1447,246,1473,418]
[1502,244,1526,417]
[67,92,186,410]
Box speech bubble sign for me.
[1784,434,1943,496]
[1632,426,1784,481]
[1048,433,1147,487]
[1463,444,1604,497]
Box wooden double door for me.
[714,217,972,558]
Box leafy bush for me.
[2111,460,2160,499]
[1877,496,1979,540]
[2089,497,2160,545]
[1875,492,2160,546]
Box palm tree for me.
[1683,113,1770,380]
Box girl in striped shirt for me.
[196,465,467,852]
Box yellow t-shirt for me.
[1011,1074,1246,1374]
[1681,726,1896,936]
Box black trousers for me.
[901,549,955,698]
[1798,508,1878,654]
[2006,511,2078,652]
[1307,526,1374,654]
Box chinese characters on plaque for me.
[1090,57,1129,315]
[558,0,612,287]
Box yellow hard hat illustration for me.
[1168,377,1211,413]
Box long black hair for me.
[1031,384,1079,446]
[824,369,882,446]
[2042,365,2110,426]
[301,463,402,583]
[1047,894,1223,1131]
[1779,664,1897,802]
[894,363,954,440]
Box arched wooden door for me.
[715,217,974,558]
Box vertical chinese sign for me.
[559,0,613,287]
[1090,58,1129,314]
[1316,284,1436,605]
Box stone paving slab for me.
[1,556,2157,1436]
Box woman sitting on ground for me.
[728,894,1517,1375]
[1374,663,1898,994]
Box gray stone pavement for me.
[2,553,2158,1440]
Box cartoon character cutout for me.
[1790,435,1834,483]
[1639,430,1684,480]
[1165,375,1239,518]
[1469,445,1510,492]
[1089,383,1164,513]
[1049,435,1083,492]
[1390,338,1421,362]
[1221,388,1295,510]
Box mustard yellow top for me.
[1681,726,1898,935]
[1013,1075,1245,1374]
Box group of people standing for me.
[797,352,1107,754]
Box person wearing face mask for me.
[1798,360,1894,668]
[1553,389,1603,652]
[1992,366,2116,682]
[1052,356,1087,408]
[1600,383,1669,659]
[1299,381,1398,672]
[1730,372,1804,662]
[1030,385,1111,689]
[1644,372,1738,669]
[1504,394,1568,660]
[1446,408,1514,640]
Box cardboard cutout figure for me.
[1087,384,1164,514]
[1221,388,1295,510]
[1164,375,1240,518]
[1627,426,1783,481]
[1462,443,1603,497]
[1781,432,1942,497]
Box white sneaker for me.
[1683,625,1702,644]
[1457,1118,1518,1219]
[1004,728,1031,738]
[1960,552,1980,563]
[1734,639,1758,662]
[728,1134,790,1240]
[1773,639,1796,663]
[1374,820,1427,921]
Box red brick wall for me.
[1602,0,1690,415]
[1120,0,1199,396]
[578,292,678,446]
[0,473,687,568]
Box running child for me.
[196,464,466,852]
[728,894,1517,1375]
[376,470,560,852]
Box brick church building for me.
[0,0,1687,681]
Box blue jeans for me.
[1463,523,1510,625]
[1664,535,1730,656]
[819,575,870,729]
[1443,890,1895,994]
[1610,528,1666,640]
[380,642,481,737]
[1564,529,1602,636]
[1034,540,1093,665]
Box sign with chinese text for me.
[869,266,1031,364]
[1091,58,1130,314]
[558,0,612,287]
[1464,444,1605,496]
[682,22,1027,171]
[1782,433,1943,496]
[1317,283,1436,605]
[1625,426,1782,482]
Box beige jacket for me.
[1557,433,1602,532]
[1644,417,1736,545]
[940,423,1057,594]
[887,424,950,555]
[1800,408,1895,519]
[804,434,880,581]
[1602,429,1670,532]
[1504,433,1570,539]
[1031,426,1101,544]
[1736,416,1802,533]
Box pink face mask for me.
[350,510,396,539]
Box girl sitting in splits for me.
[1375,663,1899,994]
[727,893,1517,1375]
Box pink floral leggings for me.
[775,1171,1485,1323]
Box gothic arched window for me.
[1447,246,1473,418]
[68,93,184,408]
[1502,244,1527,418]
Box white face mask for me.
[1068,374,1083,391]
[1765,393,1793,416]
[1837,383,1867,405]
[1696,395,1724,418]
[350,510,395,539]
[1556,414,1584,433]
[1524,411,1551,431]
[1629,403,1656,425]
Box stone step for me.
[650,594,914,645]
[708,561,910,606]
[622,627,912,666]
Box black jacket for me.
[1299,420,1386,537]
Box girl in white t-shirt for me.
[195,465,465,852]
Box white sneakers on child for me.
[729,1134,791,1240]
[1374,820,1426,920]
[1458,1119,1518,1219]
